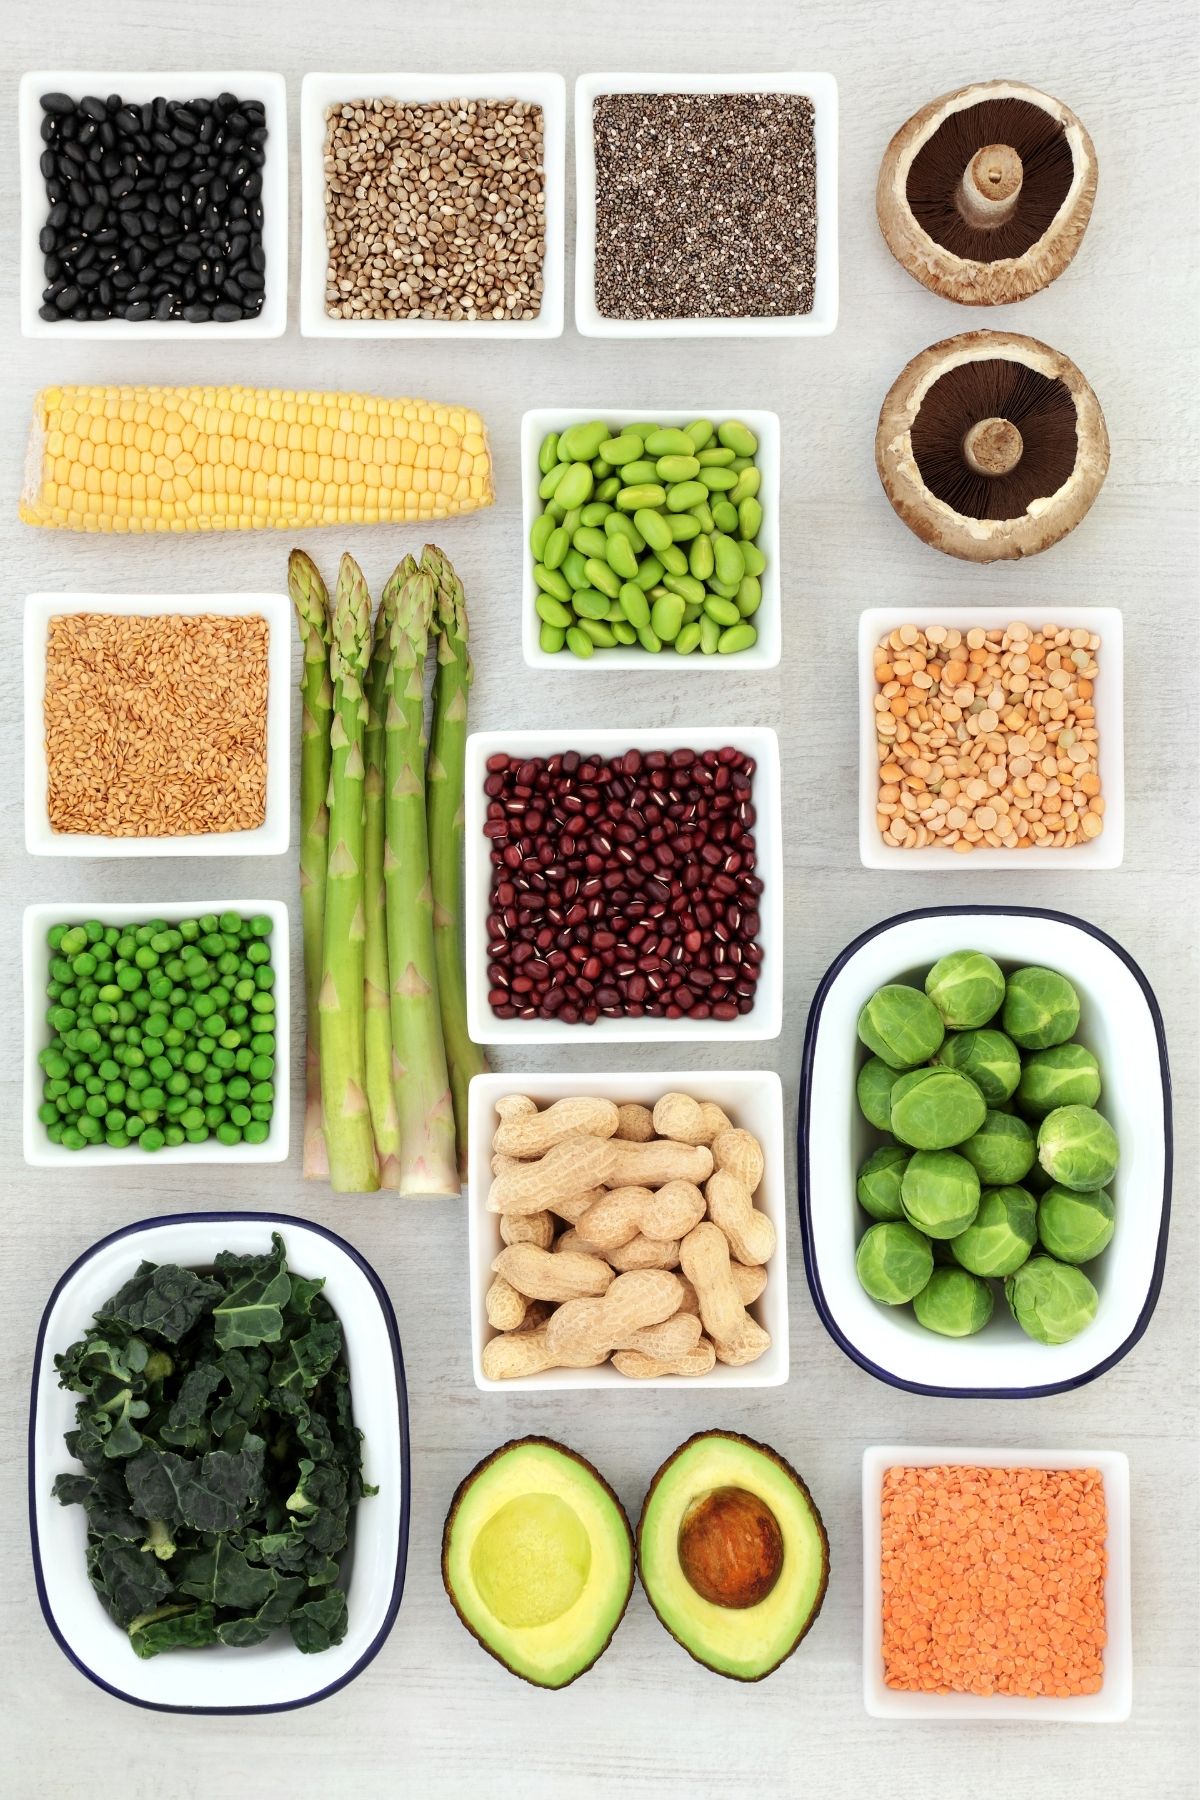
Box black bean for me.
[98,278,114,306]
[111,269,133,291]
[169,147,194,170]
[126,281,149,300]
[82,202,105,232]
[80,95,108,121]
[39,225,57,254]
[39,303,59,321]
[212,301,242,321]
[176,239,202,263]
[63,140,87,166]
[190,97,212,114]
[222,275,244,303]
[154,293,178,318]
[56,285,80,311]
[91,227,118,246]
[78,119,99,146]
[44,252,62,280]
[43,278,65,301]
[198,115,215,144]
[115,106,139,134]
[183,301,212,322]
[238,267,264,291]
[153,96,168,127]
[40,149,56,178]
[59,236,85,259]
[47,199,69,228]
[109,172,133,198]
[124,300,151,320]
[74,241,97,269]
[216,91,237,113]
[46,176,64,202]
[121,213,142,237]
[40,92,76,114]
[152,152,168,177]
[60,113,77,138]
[139,102,153,131]
[100,121,116,148]
[127,243,145,271]
[169,102,199,127]
[247,125,269,149]
[41,114,59,143]
[106,93,122,112]
[102,149,121,177]
[241,172,262,199]
[69,177,89,207]
[248,242,265,272]
[76,266,101,289]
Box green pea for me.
[595,476,621,502]
[612,622,638,645]
[633,555,665,590]
[244,1120,270,1145]
[604,512,645,552]
[712,499,739,533]
[659,543,688,576]
[739,497,764,539]
[704,595,742,627]
[730,467,762,504]
[650,594,685,642]
[605,534,640,580]
[675,622,702,655]
[643,428,695,456]
[663,573,706,606]
[665,480,707,512]
[579,620,617,647]
[741,540,767,577]
[699,465,738,491]
[718,623,758,654]
[534,564,571,603]
[543,526,569,569]
[689,534,716,581]
[579,501,612,527]
[636,624,663,653]
[559,420,609,462]
[713,533,746,586]
[633,507,672,553]
[538,461,568,500]
[737,576,762,617]
[718,420,759,457]
[668,513,701,541]
[599,432,642,465]
[566,626,594,659]
[617,484,667,512]
[538,431,561,474]
[535,595,572,628]
[555,462,594,509]
[656,454,700,482]
[618,583,651,629]
[572,589,612,621]
[539,623,566,654]
[560,547,589,590]
[696,446,736,467]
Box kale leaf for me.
[52,1234,371,1660]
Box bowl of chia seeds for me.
[19,70,287,339]
[574,72,838,339]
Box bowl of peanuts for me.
[858,608,1124,869]
[467,1069,787,1389]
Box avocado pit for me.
[678,1485,785,1609]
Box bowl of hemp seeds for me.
[299,71,565,338]
[574,71,839,338]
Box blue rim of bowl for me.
[27,1209,411,1714]
[797,904,1174,1400]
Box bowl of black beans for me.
[19,70,287,337]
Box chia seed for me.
[591,92,817,321]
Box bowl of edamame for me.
[521,408,780,672]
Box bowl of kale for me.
[30,1213,408,1712]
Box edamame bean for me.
[686,418,715,449]
[738,497,763,539]
[741,541,766,577]
[634,507,673,552]
[543,526,569,569]
[538,432,561,474]
[699,614,721,654]
[584,558,621,599]
[736,576,762,617]
[696,446,736,466]
[705,577,740,599]
[538,461,568,501]
[544,499,566,522]
[712,498,739,532]
[626,422,656,439]
[580,620,617,647]
[599,433,642,465]
[620,459,659,484]
[559,420,609,462]
[668,512,701,541]
[580,500,613,526]
[572,589,612,620]
[535,594,573,628]
[718,622,758,654]
[633,555,665,590]
[713,533,746,586]
[663,572,706,606]
[566,626,595,659]
[604,601,627,622]
[530,513,555,559]
[699,465,738,491]
[659,543,689,576]
[665,480,708,512]
[690,500,715,532]
[642,428,691,455]
[618,583,651,628]
[689,533,715,580]
[637,625,663,653]
[555,462,594,509]
[616,484,666,511]
[605,512,645,551]
[682,601,703,624]
[728,455,752,472]
[596,476,621,502]
[730,467,761,504]
[650,594,685,641]
[656,454,700,482]
[572,526,608,560]
[561,548,589,589]
[704,595,741,627]
[718,420,759,457]
[605,534,640,580]
[612,622,638,644]
[534,564,571,602]
[561,507,582,535]
[675,622,702,654]
[540,623,566,653]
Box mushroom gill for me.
[909,359,1079,520]
[905,98,1075,263]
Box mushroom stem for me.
[957,144,1024,230]
[962,417,1024,477]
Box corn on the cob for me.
[20,384,493,533]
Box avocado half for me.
[442,1436,634,1689]
[637,1430,829,1681]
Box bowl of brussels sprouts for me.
[799,907,1172,1397]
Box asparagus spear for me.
[382,560,459,1197]
[362,571,404,1187]
[320,554,379,1194]
[422,544,488,1177]
[287,549,333,1181]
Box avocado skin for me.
[636,1429,831,1681]
[441,1435,635,1690]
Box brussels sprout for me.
[890,1067,987,1150]
[855,1221,934,1304]
[857,1056,902,1130]
[1002,966,1081,1049]
[924,951,1006,1030]
[1037,1185,1115,1264]
[1016,1043,1101,1119]
[935,1028,1021,1104]
[1037,1105,1119,1192]
[913,1266,994,1337]
[856,1144,910,1220]
[958,1109,1036,1186]
[950,1185,1038,1277]
[857,984,945,1070]
[1004,1255,1098,1344]
[900,1149,980,1239]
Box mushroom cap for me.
[875,331,1110,562]
[877,81,1098,304]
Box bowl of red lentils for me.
[858,608,1124,870]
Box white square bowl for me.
[862,1445,1132,1721]
[464,726,783,1044]
[30,1211,408,1713]
[574,72,838,338]
[24,592,292,858]
[299,72,565,338]
[859,607,1124,870]
[23,897,290,1167]
[521,407,781,672]
[799,906,1172,1398]
[19,71,287,339]
[467,1069,788,1390]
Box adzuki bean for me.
[483,746,764,1024]
[36,91,268,323]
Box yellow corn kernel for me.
[20,385,494,532]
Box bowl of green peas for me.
[521,408,780,671]
[23,899,289,1167]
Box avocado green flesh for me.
[443,1440,633,1688]
[638,1434,828,1680]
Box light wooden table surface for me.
[2,2,1196,1796]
